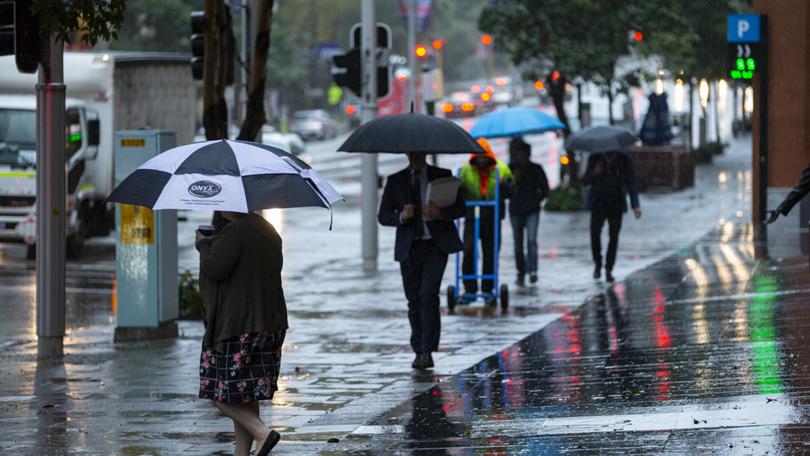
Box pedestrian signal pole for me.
[361,0,378,272]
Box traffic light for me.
[481,33,493,46]
[331,48,361,97]
[431,39,443,51]
[14,0,42,73]
[415,43,428,59]
[0,1,13,57]
[551,70,561,82]
[190,11,204,80]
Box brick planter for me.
[627,143,694,191]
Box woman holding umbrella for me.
[107,140,341,455]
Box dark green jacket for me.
[196,213,288,352]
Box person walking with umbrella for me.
[508,138,550,287]
[107,140,341,455]
[569,127,642,282]
[459,138,514,304]
[339,110,480,370]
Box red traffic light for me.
[415,44,428,59]
[431,39,444,51]
[481,34,493,46]
[551,70,561,82]
[633,31,643,42]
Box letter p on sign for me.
[728,14,761,43]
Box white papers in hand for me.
[426,177,461,208]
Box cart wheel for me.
[500,284,509,310]
[447,285,456,311]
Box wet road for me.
[347,229,810,454]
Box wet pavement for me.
[1,134,803,454]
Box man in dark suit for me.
[766,164,810,223]
[582,150,641,282]
[378,152,465,370]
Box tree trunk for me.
[237,0,274,142]
[546,73,579,186]
[203,0,229,140]
[606,79,615,125]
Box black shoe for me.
[412,354,423,369]
[529,272,538,284]
[606,270,615,282]
[593,266,601,279]
[257,429,281,456]
[421,353,434,369]
[515,276,525,287]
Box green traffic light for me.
[747,58,756,71]
[736,58,746,71]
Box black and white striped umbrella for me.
[107,140,342,213]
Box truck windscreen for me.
[0,109,37,166]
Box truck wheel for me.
[500,284,509,311]
[447,285,456,312]
[66,234,85,260]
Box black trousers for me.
[590,205,624,271]
[462,214,500,293]
[400,240,448,354]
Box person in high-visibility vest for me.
[459,138,513,305]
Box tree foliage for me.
[32,0,126,45]
[109,0,196,52]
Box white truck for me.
[0,52,196,258]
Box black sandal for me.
[257,429,281,456]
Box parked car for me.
[440,91,478,119]
[290,109,337,141]
[261,125,305,155]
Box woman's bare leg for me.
[213,401,269,446]
[233,420,253,456]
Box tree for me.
[110,0,196,52]
[32,0,126,46]
[202,0,231,141]
[237,0,275,141]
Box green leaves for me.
[31,0,126,46]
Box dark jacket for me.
[509,161,550,215]
[582,151,640,212]
[777,164,810,215]
[378,165,465,262]
[196,213,288,352]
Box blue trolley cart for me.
[447,172,508,311]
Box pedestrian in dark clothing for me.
[766,164,810,223]
[582,150,641,282]
[509,142,550,287]
[378,152,465,370]
[196,211,286,456]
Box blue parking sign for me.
[728,14,761,43]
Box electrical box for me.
[113,130,179,341]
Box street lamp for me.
[699,79,710,109]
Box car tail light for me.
[441,102,454,113]
[461,102,474,112]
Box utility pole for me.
[36,37,66,358]
[407,0,417,110]
[361,0,378,272]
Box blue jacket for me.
[582,151,640,212]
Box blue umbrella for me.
[469,107,566,139]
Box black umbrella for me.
[565,126,638,153]
[338,111,485,155]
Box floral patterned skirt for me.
[199,330,286,403]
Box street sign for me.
[727,14,762,81]
[727,14,761,43]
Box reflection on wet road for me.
[352,223,810,454]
